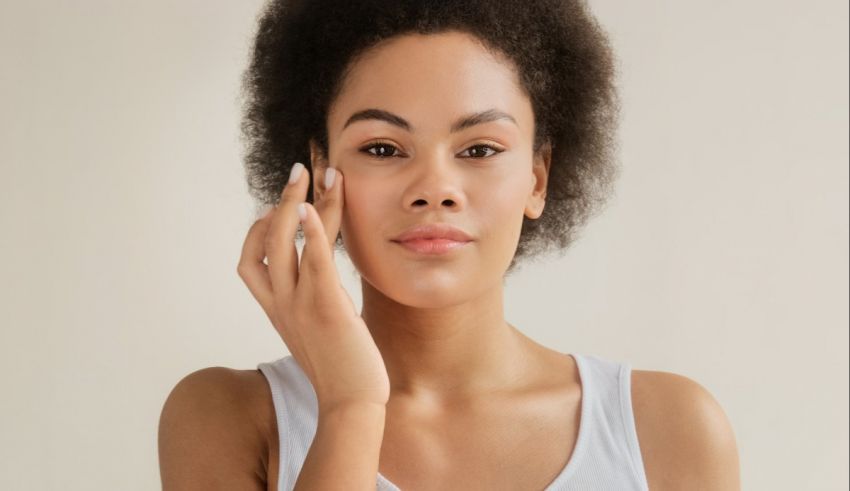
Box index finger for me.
[265,162,310,299]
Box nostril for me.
[411,198,456,207]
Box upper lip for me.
[391,223,474,243]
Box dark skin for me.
[196,357,739,490]
[316,31,552,403]
[158,31,740,491]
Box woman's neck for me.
[359,278,538,404]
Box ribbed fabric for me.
[257,353,649,490]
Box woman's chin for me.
[354,248,502,308]
[385,271,486,308]
[399,291,467,309]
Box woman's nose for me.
[402,152,466,212]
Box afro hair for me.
[240,0,621,273]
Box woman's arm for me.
[632,370,741,490]
[158,367,268,491]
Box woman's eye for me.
[359,142,504,159]
[459,144,503,159]
[361,142,401,159]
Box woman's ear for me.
[308,138,330,199]
[524,141,552,220]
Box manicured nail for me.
[289,162,304,184]
[297,203,307,222]
[324,167,336,190]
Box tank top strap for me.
[258,356,320,491]
[569,353,650,490]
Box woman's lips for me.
[393,238,471,255]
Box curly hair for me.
[240,0,620,274]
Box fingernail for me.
[297,202,307,222]
[324,167,336,190]
[288,162,304,184]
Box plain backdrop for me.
[1,1,847,489]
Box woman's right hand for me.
[237,162,390,411]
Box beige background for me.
[1,1,847,489]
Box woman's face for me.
[313,31,550,309]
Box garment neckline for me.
[376,352,590,490]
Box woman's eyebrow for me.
[341,108,518,134]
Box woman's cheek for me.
[475,173,527,215]
[340,175,388,245]
[474,177,531,253]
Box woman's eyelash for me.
[359,142,504,159]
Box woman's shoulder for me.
[158,367,276,488]
[629,368,740,490]
[165,366,275,430]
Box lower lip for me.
[393,238,471,255]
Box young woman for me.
[159,1,741,489]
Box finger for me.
[266,162,310,299]
[296,201,341,290]
[314,166,344,253]
[237,206,298,328]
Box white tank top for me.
[257,353,649,490]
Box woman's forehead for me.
[328,34,532,140]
